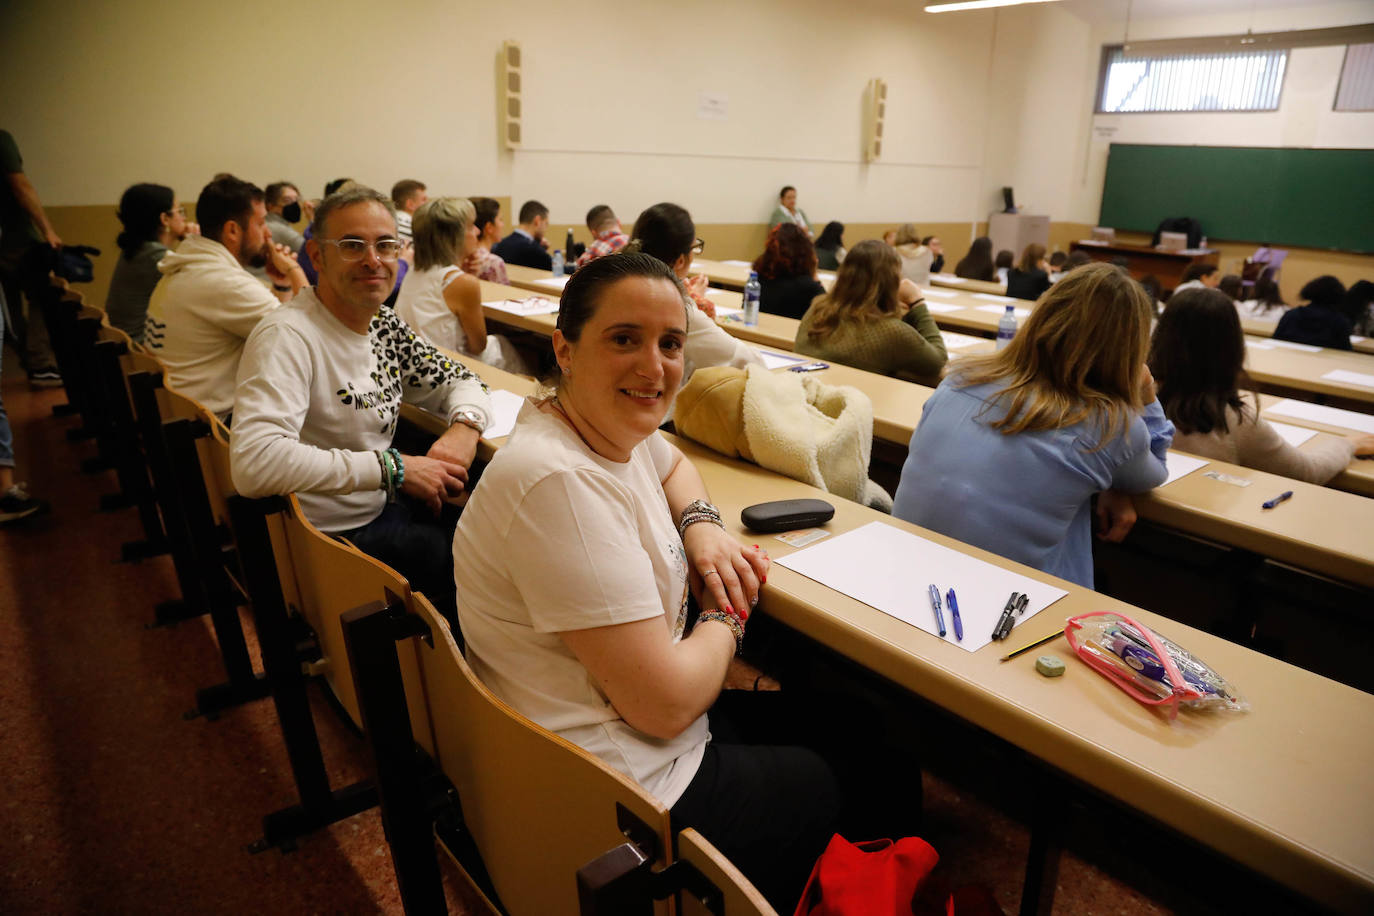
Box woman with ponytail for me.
[106,183,196,342]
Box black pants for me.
[338,498,460,625]
[0,242,55,371]
[669,692,840,912]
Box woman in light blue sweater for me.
[892,263,1173,589]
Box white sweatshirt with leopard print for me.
[229,287,492,533]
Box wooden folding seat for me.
[344,593,703,915]
[228,490,412,850]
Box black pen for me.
[992,591,1019,640]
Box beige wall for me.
[6,0,1370,309]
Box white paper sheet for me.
[976,304,1031,319]
[713,306,744,319]
[941,332,987,350]
[758,350,806,370]
[924,303,963,314]
[776,521,1068,653]
[534,275,570,290]
[922,288,959,298]
[1246,341,1275,350]
[1161,452,1210,487]
[484,298,559,316]
[1352,336,1368,344]
[935,275,968,284]
[1266,398,1374,435]
[720,259,753,268]
[481,389,527,440]
[1267,421,1317,448]
[1267,339,1321,353]
[973,293,1015,303]
[1322,369,1374,389]
[818,271,837,283]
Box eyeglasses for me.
[317,238,404,261]
[691,238,705,254]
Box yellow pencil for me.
[999,630,1064,662]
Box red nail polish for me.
[740,608,750,620]
[724,606,733,615]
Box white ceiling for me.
[1056,0,1333,25]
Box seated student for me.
[629,202,763,380]
[231,186,492,618]
[994,249,1014,285]
[452,253,842,910]
[396,197,529,374]
[881,228,898,247]
[1217,273,1242,301]
[752,223,825,321]
[891,263,1173,589]
[263,181,308,253]
[390,178,428,243]
[574,204,629,269]
[769,184,811,237]
[1274,275,1355,350]
[297,178,353,285]
[1060,249,1093,274]
[1173,263,1220,293]
[491,199,553,270]
[106,183,196,343]
[795,239,947,382]
[1150,287,1372,483]
[953,236,996,281]
[1236,275,1287,319]
[892,223,933,286]
[1047,250,1067,279]
[468,197,509,285]
[144,175,306,421]
[814,221,846,270]
[1343,279,1374,336]
[1005,243,1052,301]
[1138,274,1164,316]
[923,235,945,275]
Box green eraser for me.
[1035,655,1066,677]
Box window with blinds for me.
[1334,43,1374,111]
[1097,45,1288,113]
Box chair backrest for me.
[405,593,672,916]
[276,494,411,728]
[676,828,776,916]
[161,385,234,528]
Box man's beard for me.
[246,238,269,269]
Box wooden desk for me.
[1239,311,1374,356]
[674,434,1374,914]
[689,258,838,293]
[470,278,1374,588]
[928,272,1008,296]
[429,361,1374,912]
[1070,241,1219,292]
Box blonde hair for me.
[893,223,921,246]
[412,197,476,271]
[951,262,1153,440]
[805,239,902,341]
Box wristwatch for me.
[451,407,487,434]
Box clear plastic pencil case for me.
[1064,612,1248,719]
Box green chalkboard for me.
[1099,144,1374,254]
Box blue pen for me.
[1262,490,1293,509]
[946,587,963,641]
[928,584,947,637]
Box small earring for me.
[562,365,572,378]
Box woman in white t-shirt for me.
[452,252,838,909]
[395,197,530,373]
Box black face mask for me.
[281,202,302,223]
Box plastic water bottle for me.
[743,271,761,327]
[996,304,1017,350]
[550,249,564,277]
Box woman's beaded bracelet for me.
[697,610,744,654]
[678,499,724,539]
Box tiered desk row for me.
[36,265,1374,914]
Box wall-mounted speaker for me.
[863,78,886,163]
[499,40,522,150]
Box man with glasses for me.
[144,174,305,421]
[230,185,491,620]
